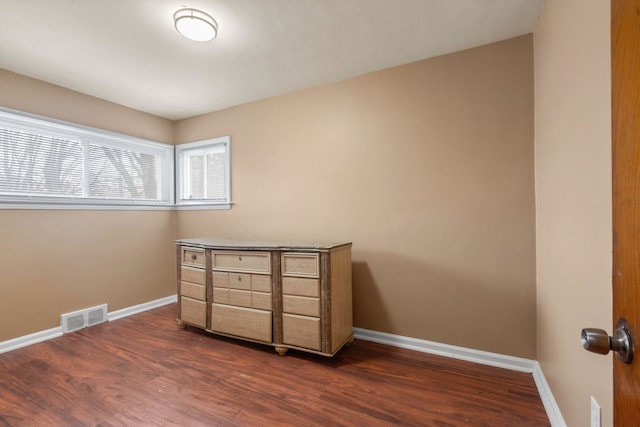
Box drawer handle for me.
[238,276,242,281]
[238,255,242,261]
[191,254,197,261]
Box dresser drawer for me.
[283,295,320,317]
[213,287,229,304]
[213,251,271,273]
[283,314,321,351]
[229,289,252,308]
[181,281,206,301]
[282,253,319,277]
[252,292,272,311]
[181,266,206,285]
[181,247,205,268]
[181,297,206,328]
[211,304,272,343]
[251,274,272,292]
[212,271,229,288]
[229,273,251,290]
[282,277,320,297]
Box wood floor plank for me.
[0,304,549,426]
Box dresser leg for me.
[176,319,186,329]
[275,346,288,356]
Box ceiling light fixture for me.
[174,8,218,42]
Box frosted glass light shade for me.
[174,8,218,42]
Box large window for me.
[175,137,231,209]
[0,109,174,207]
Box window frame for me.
[175,136,231,210]
[0,108,175,210]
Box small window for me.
[176,136,231,208]
[0,108,174,207]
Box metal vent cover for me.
[87,307,106,326]
[63,314,85,333]
[61,304,108,333]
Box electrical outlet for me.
[590,396,601,427]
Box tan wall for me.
[174,35,537,358]
[534,1,613,426]
[0,71,177,341]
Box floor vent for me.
[61,304,108,334]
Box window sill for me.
[174,203,232,211]
[0,201,232,211]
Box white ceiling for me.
[0,0,542,120]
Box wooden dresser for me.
[175,238,353,356]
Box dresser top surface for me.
[175,237,352,252]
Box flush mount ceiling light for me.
[174,7,218,42]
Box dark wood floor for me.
[0,304,549,426]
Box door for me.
[584,1,640,424]
[612,0,640,423]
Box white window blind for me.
[87,144,159,200]
[0,109,173,206]
[176,136,230,207]
[0,128,83,197]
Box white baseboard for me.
[0,327,63,355]
[0,294,177,355]
[353,327,536,371]
[107,294,177,322]
[353,327,566,427]
[532,362,567,427]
